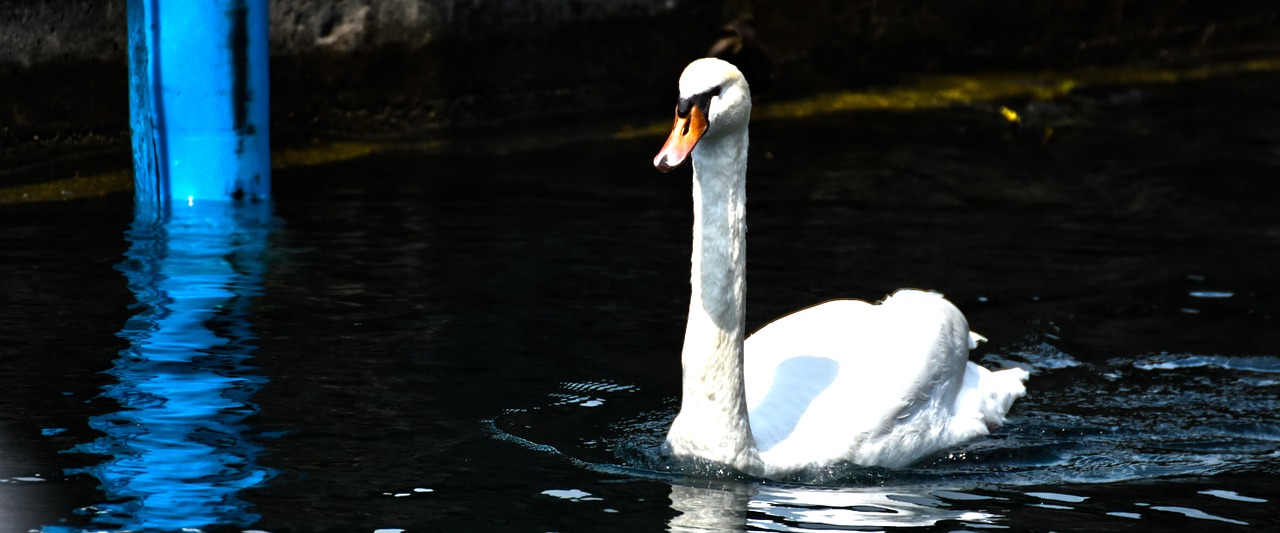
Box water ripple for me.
[62,203,276,531]
[1133,353,1280,373]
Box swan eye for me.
[676,86,723,119]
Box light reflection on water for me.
[491,343,1280,530]
[744,485,999,530]
[65,201,275,531]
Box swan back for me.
[743,290,1025,473]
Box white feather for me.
[659,59,1028,479]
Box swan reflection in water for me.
[68,201,275,530]
[668,481,997,531]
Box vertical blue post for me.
[96,2,275,527]
[129,0,270,219]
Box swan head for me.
[653,58,752,172]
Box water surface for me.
[1,72,1278,531]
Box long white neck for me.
[666,126,761,473]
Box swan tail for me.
[952,362,1029,436]
[968,331,988,350]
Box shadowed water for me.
[1,72,1278,531]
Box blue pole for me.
[129,0,271,218]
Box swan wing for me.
[744,289,1015,472]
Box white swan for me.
[652,58,1029,478]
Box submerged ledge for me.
[3,56,1279,205]
[616,56,1280,138]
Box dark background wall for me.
[2,0,1278,163]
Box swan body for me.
[653,58,1028,478]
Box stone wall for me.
[1,0,1277,155]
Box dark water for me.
[2,72,1279,531]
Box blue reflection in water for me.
[70,201,275,531]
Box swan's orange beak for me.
[653,105,709,172]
